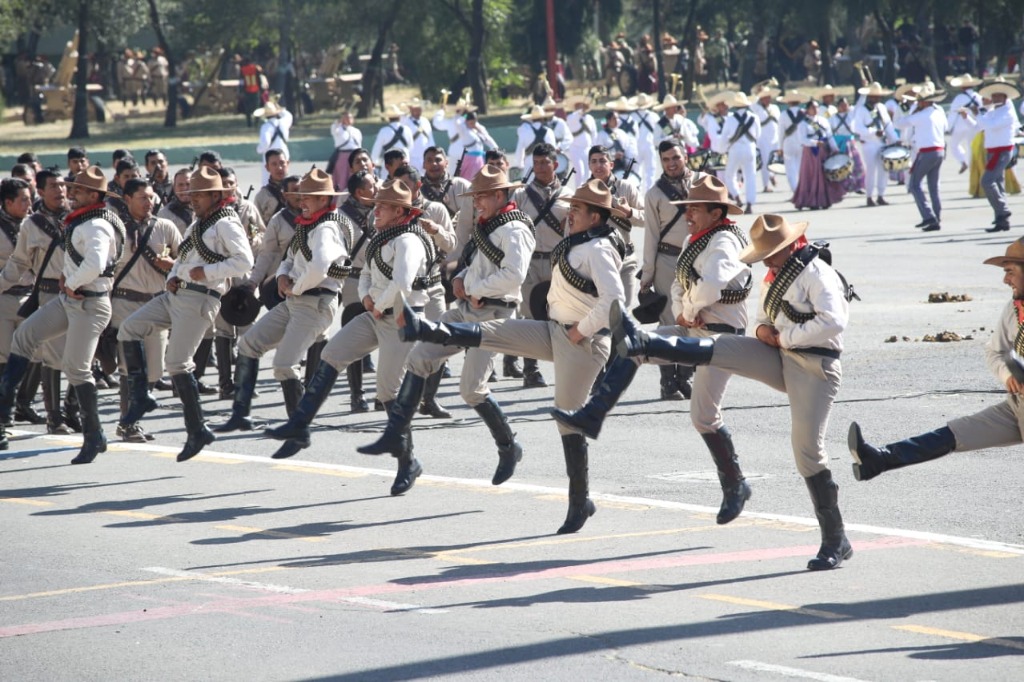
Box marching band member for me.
[896,84,948,231]
[852,82,896,207]
[714,92,760,214]
[751,84,781,193]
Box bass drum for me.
[881,144,911,172]
[767,150,786,176]
[823,153,854,183]
[554,152,572,181]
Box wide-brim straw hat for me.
[382,104,404,120]
[371,178,419,212]
[253,101,282,118]
[706,90,736,109]
[892,82,917,100]
[738,213,809,264]
[605,96,636,113]
[462,164,521,195]
[980,78,1022,101]
[285,169,341,196]
[949,73,984,89]
[567,95,592,110]
[402,97,427,110]
[857,81,893,97]
[632,92,656,109]
[815,84,837,99]
[521,105,552,121]
[454,98,478,113]
[569,179,630,219]
[903,84,947,103]
[777,89,808,105]
[653,94,686,111]
[669,175,742,215]
[65,166,112,196]
[184,166,226,193]
[730,92,753,108]
[541,96,560,112]
[751,85,781,100]
[983,238,1024,267]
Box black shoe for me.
[14,406,46,424]
[914,219,931,228]
[154,378,172,391]
[351,396,370,413]
[71,432,107,465]
[502,356,523,378]
[177,428,215,462]
[196,381,218,396]
[557,499,596,534]
[441,365,452,379]
[271,438,309,459]
[492,443,523,485]
[523,370,547,388]
[419,400,451,418]
[391,457,422,495]
[374,399,385,411]
[213,413,253,433]
[921,222,940,232]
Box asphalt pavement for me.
[2,159,1023,681]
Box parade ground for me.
[2,159,1023,681]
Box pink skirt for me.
[793,146,846,209]
[459,152,486,180]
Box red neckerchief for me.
[1014,300,1024,324]
[478,201,518,225]
[64,202,106,225]
[688,217,736,244]
[295,206,332,226]
[763,236,809,282]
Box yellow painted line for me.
[0,497,54,507]
[146,451,241,464]
[0,566,291,602]
[923,543,1020,560]
[893,625,1024,651]
[213,523,325,542]
[273,464,366,478]
[568,575,642,587]
[698,593,850,620]
[100,509,178,521]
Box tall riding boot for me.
[191,337,217,395]
[215,337,236,400]
[70,383,107,465]
[388,399,423,496]
[474,397,523,485]
[357,372,427,457]
[502,355,523,378]
[264,361,339,458]
[701,426,752,524]
[395,296,483,347]
[280,378,304,418]
[847,422,956,482]
[675,364,694,399]
[304,340,327,388]
[0,353,32,426]
[42,367,71,435]
[171,372,216,462]
[15,362,45,424]
[120,340,159,426]
[418,365,451,418]
[346,362,369,413]
[522,357,547,388]
[551,355,639,439]
[557,434,596,534]
[804,469,853,571]
[63,381,82,432]
[659,365,685,401]
[214,355,259,432]
[362,354,375,373]
[610,299,715,366]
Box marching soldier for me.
[852,82,896,207]
[253,149,291,224]
[265,179,436,494]
[66,147,89,184]
[244,175,301,305]
[370,105,414,172]
[511,143,572,388]
[157,168,194,236]
[105,159,143,226]
[384,178,626,534]
[541,96,573,157]
[751,84,781,192]
[217,169,350,433]
[587,145,643,312]
[401,97,436,175]
[148,47,169,105]
[421,146,472,255]
[110,179,181,442]
[0,167,125,463]
[566,97,597,187]
[145,150,173,207]
[714,92,760,213]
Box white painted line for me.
[12,430,1024,556]
[728,660,872,682]
[141,567,446,614]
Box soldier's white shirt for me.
[948,90,981,133]
[799,115,838,152]
[514,121,557,169]
[670,228,750,329]
[751,101,781,146]
[330,122,363,150]
[985,301,1020,386]
[115,216,182,294]
[277,216,349,294]
[171,210,254,294]
[852,100,895,146]
[547,232,624,338]
[401,114,436,170]
[566,110,596,147]
[596,126,637,164]
[548,116,572,153]
[432,110,465,159]
[458,213,534,303]
[64,212,119,293]
[754,257,848,352]
[714,108,762,154]
[370,121,415,166]
[257,110,293,157]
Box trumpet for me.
[853,60,872,87]
[440,88,451,106]
[669,72,681,98]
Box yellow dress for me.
[969,132,1020,197]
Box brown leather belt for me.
[113,287,158,303]
[657,243,682,256]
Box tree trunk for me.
[147,0,178,127]
[278,0,296,115]
[682,2,697,99]
[357,0,402,118]
[69,0,90,139]
[873,9,897,87]
[467,0,488,113]
[820,2,834,86]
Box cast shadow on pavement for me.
[1,476,182,501]
[30,487,266,515]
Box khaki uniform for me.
[511,179,570,319]
[321,222,432,402]
[213,197,264,340]
[338,198,374,306]
[157,199,194,237]
[416,198,457,322]
[247,208,297,289]
[407,209,534,405]
[641,173,699,326]
[422,174,473,264]
[253,182,287,226]
[119,206,253,375]
[603,175,643,309]
[0,209,30,362]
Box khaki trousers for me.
[321,312,411,402]
[12,293,111,386]
[238,293,338,380]
[118,289,219,376]
[621,254,639,311]
[519,258,552,320]
[473,318,610,436]
[948,395,1024,451]
[652,252,679,326]
[406,301,515,406]
[0,292,26,363]
[709,335,842,477]
[112,296,167,383]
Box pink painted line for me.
[0,537,923,638]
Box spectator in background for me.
[958,19,979,74]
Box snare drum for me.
[707,152,728,171]
[1008,137,1024,170]
[823,153,853,182]
[554,152,571,180]
[767,150,786,176]
[881,144,911,172]
[687,150,708,171]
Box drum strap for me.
[729,112,756,144]
[784,110,804,138]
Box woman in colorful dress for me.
[792,100,845,210]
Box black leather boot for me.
[215,337,236,400]
[675,364,694,399]
[172,372,216,462]
[265,361,339,457]
[14,362,45,424]
[848,422,956,482]
[502,355,523,378]
[610,299,715,365]
[280,378,304,417]
[659,365,685,401]
[70,382,107,465]
[304,340,327,388]
[42,367,72,435]
[474,396,523,485]
[391,440,423,496]
[0,353,31,426]
[192,337,218,395]
[557,434,596,534]
[63,382,82,432]
[804,469,853,571]
[418,366,451,418]
[522,357,547,388]
[346,361,369,413]
[396,296,483,346]
[701,427,752,524]
[357,373,426,456]
[120,340,159,425]
[362,354,375,373]
[214,355,260,432]
[552,355,638,439]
